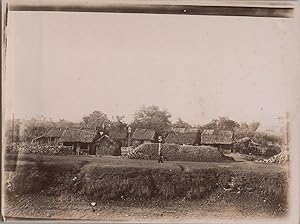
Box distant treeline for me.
[5,105,284,147]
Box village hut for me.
[165,130,200,145]
[131,128,157,147]
[234,137,260,153]
[201,129,234,150]
[108,129,128,147]
[61,128,101,155]
[93,135,121,156]
[44,128,64,144]
[31,136,48,145]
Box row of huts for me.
[32,127,235,155]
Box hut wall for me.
[94,139,120,156]
[117,139,127,147]
[132,140,142,147]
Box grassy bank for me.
[4,154,288,217]
[128,143,234,162]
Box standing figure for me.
[158,136,163,163]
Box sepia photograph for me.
[1,0,300,223]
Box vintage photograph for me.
[2,0,299,223]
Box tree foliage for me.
[81,111,111,130]
[252,132,283,147]
[235,121,260,139]
[22,119,53,142]
[131,105,172,133]
[5,119,22,143]
[203,117,240,131]
[110,115,128,131]
[172,118,192,128]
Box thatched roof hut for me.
[45,128,64,138]
[165,130,200,145]
[61,128,100,143]
[234,136,261,154]
[109,129,128,141]
[201,129,234,145]
[93,135,121,156]
[32,127,64,144]
[131,129,157,141]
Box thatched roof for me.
[171,128,199,133]
[31,135,47,142]
[61,128,98,143]
[131,129,156,141]
[45,128,64,138]
[165,131,200,145]
[236,137,251,143]
[236,137,260,146]
[109,129,127,140]
[201,129,234,145]
[94,135,116,144]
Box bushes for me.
[7,160,288,215]
[125,151,150,160]
[5,143,74,156]
[75,164,220,200]
[8,158,88,196]
[128,143,232,162]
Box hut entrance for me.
[95,144,108,156]
[90,146,96,155]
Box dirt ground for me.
[3,194,280,222]
[3,154,289,222]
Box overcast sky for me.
[4,10,298,129]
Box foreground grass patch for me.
[5,156,288,216]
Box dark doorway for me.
[89,145,96,155]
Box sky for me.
[4,10,299,130]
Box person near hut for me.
[158,150,164,163]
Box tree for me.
[56,119,79,129]
[22,118,52,142]
[81,111,111,129]
[5,119,22,144]
[218,117,240,131]
[252,132,283,147]
[202,119,219,130]
[110,115,128,130]
[235,121,260,139]
[172,118,192,128]
[202,117,239,131]
[131,105,172,133]
[248,122,260,132]
[23,125,50,142]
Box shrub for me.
[5,143,74,156]
[129,143,232,162]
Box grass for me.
[4,153,288,216]
[4,153,287,172]
[131,143,233,162]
